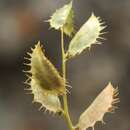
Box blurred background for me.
[0,0,130,130]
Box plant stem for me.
[60,28,74,130]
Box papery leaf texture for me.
[23,41,66,113]
[77,83,119,130]
[49,1,74,36]
[66,13,106,59]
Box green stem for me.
[60,28,74,130]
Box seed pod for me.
[49,1,75,36]
[66,13,106,59]
[31,78,62,113]
[24,41,66,95]
[77,83,119,130]
[23,41,66,113]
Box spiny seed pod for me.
[23,41,66,113]
[24,41,66,95]
[49,1,75,37]
[77,83,119,130]
[66,13,106,59]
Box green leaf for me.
[66,13,106,59]
[49,1,74,36]
[77,83,119,130]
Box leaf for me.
[49,1,74,36]
[77,83,119,130]
[66,13,106,59]
[23,41,66,113]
